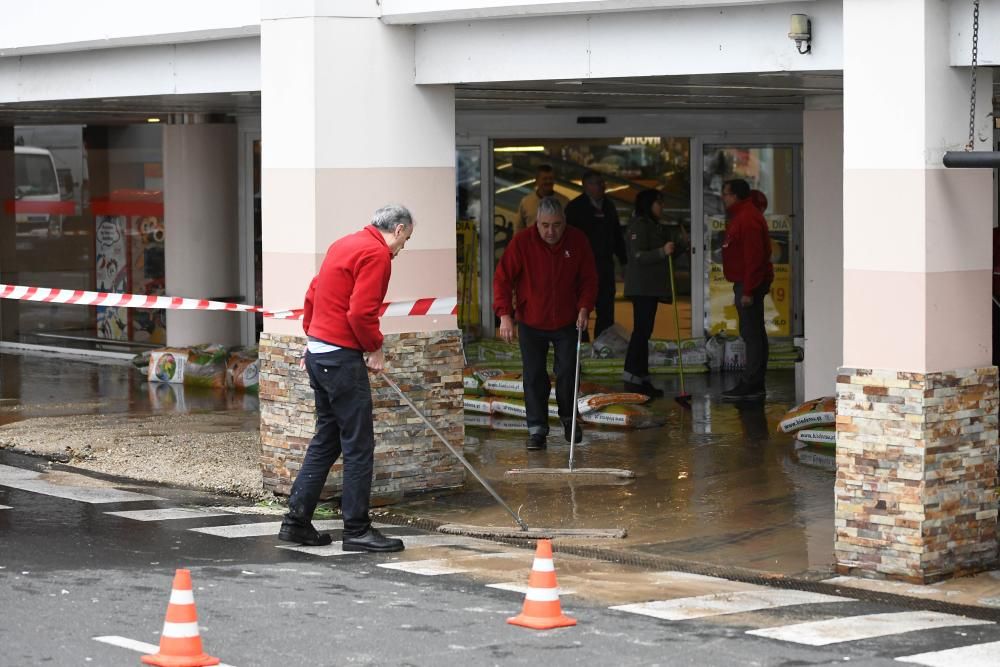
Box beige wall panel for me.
[924,269,992,372]
[843,269,926,372]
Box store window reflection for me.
[492,138,691,341]
[457,147,482,336]
[1,124,165,350]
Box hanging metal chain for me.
[966,0,981,151]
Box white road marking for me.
[0,504,10,510]
[746,611,992,646]
[189,520,387,539]
[611,589,850,621]
[92,636,236,667]
[0,465,161,504]
[895,640,1000,666]
[105,508,232,521]
[275,543,352,557]
[394,535,479,549]
[378,559,469,576]
[486,582,576,596]
[649,571,745,585]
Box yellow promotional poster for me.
[705,215,791,337]
[456,219,480,329]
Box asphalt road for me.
[2,452,999,667]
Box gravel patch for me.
[0,411,266,499]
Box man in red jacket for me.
[494,196,598,450]
[721,179,774,400]
[278,204,413,552]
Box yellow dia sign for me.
[705,215,791,337]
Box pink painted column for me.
[837,0,998,582]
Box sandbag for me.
[577,392,649,415]
[591,323,630,359]
[463,397,494,414]
[581,404,666,429]
[463,413,492,428]
[183,343,229,388]
[226,347,259,393]
[148,348,188,384]
[779,397,836,433]
[796,427,836,446]
[482,372,606,399]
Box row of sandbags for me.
[132,343,260,393]
[778,396,836,447]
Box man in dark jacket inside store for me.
[565,169,628,341]
[494,196,598,451]
[720,179,774,400]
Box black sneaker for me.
[526,433,547,451]
[342,527,404,553]
[278,522,333,547]
[640,381,665,398]
[562,419,583,444]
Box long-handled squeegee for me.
[379,371,626,539]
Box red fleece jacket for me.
[722,197,774,297]
[493,225,598,330]
[303,226,391,352]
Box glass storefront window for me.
[492,138,691,340]
[457,146,482,335]
[703,145,795,337]
[0,124,165,351]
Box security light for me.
[789,14,812,55]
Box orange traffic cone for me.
[142,569,220,667]
[507,539,577,630]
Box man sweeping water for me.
[278,204,414,552]
[494,196,598,451]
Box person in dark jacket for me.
[494,196,598,450]
[721,179,774,400]
[622,189,684,398]
[565,170,628,341]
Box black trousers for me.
[518,323,577,435]
[285,348,374,538]
[593,264,618,340]
[624,296,658,383]
[734,281,772,389]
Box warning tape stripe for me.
[0,284,458,320]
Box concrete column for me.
[803,99,843,401]
[260,1,456,336]
[163,124,239,347]
[837,0,998,582]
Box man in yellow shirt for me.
[515,164,569,233]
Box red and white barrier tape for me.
[0,284,458,320]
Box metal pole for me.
[379,372,529,531]
[568,325,583,471]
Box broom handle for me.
[379,372,530,531]
[668,253,686,395]
[568,324,583,471]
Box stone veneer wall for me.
[258,330,466,502]
[835,367,999,583]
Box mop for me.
[504,326,637,482]
[379,372,627,539]
[668,254,693,409]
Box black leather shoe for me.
[342,527,404,553]
[640,382,664,398]
[526,433,547,450]
[562,419,583,444]
[278,522,332,546]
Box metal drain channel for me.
[372,511,1000,623]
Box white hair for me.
[371,204,413,231]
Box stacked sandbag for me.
[137,344,260,393]
[778,396,837,448]
[226,347,260,394]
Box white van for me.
[14,145,64,239]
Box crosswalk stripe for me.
[275,533,475,556]
[0,504,10,510]
[746,611,992,646]
[189,520,388,539]
[611,589,850,621]
[487,582,576,596]
[378,559,469,576]
[0,464,162,504]
[93,636,237,667]
[276,543,352,557]
[105,508,232,521]
[895,639,1000,666]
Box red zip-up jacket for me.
[722,197,774,298]
[494,225,598,330]
[303,226,391,352]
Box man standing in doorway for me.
[495,197,598,450]
[516,164,569,233]
[565,169,628,341]
[279,204,414,552]
[720,179,773,400]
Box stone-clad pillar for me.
[257,2,464,499]
[837,0,998,583]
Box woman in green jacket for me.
[622,189,683,398]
